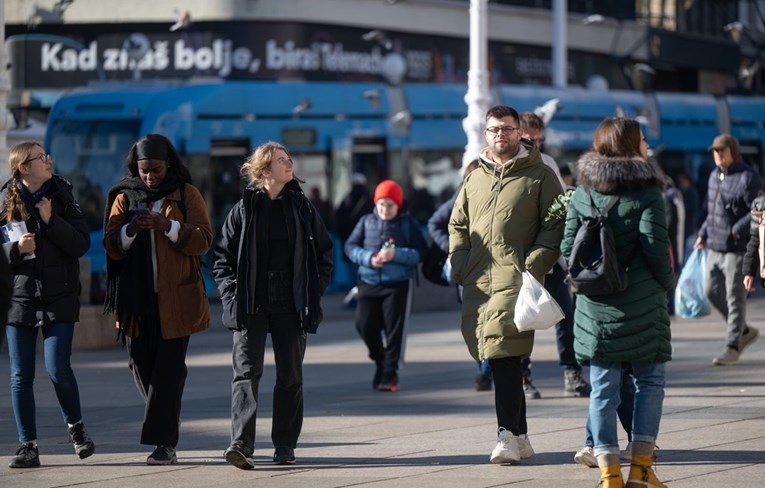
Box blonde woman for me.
[213,142,333,470]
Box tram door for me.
[208,139,250,230]
[740,139,764,175]
[352,136,388,190]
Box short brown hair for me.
[485,105,519,124]
[519,112,544,132]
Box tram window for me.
[294,153,329,204]
[282,128,317,146]
[399,150,463,224]
[48,119,140,231]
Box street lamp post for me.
[0,0,10,168]
[462,0,492,170]
[552,0,567,87]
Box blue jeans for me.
[589,360,665,456]
[478,359,492,377]
[585,368,635,447]
[6,322,83,443]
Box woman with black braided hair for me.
[103,134,213,466]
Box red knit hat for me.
[374,179,403,208]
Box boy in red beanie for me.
[344,180,427,391]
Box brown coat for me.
[104,184,214,339]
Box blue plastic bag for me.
[674,248,711,318]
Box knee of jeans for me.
[47,366,77,387]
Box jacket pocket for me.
[177,279,208,331]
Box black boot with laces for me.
[9,443,40,468]
[68,422,95,459]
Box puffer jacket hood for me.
[576,152,666,195]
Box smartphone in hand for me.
[134,207,151,216]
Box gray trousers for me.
[704,249,749,349]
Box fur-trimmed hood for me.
[576,151,666,195]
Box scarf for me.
[18,179,54,204]
[103,174,183,344]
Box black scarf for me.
[103,174,183,344]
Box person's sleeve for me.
[43,193,91,258]
[448,184,470,284]
[311,203,334,295]
[427,196,454,253]
[560,187,583,259]
[344,215,375,267]
[639,188,674,291]
[172,185,214,256]
[524,175,564,282]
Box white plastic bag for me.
[514,271,565,332]
[674,248,711,319]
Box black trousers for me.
[489,356,527,436]
[355,280,410,374]
[230,302,306,451]
[127,333,190,447]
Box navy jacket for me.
[427,193,456,254]
[345,210,427,286]
[699,159,762,253]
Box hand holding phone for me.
[134,207,151,216]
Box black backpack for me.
[567,188,630,296]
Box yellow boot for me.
[597,454,623,488]
[626,442,667,488]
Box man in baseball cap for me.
[695,132,761,366]
[707,133,740,160]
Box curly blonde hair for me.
[4,141,43,222]
[240,141,303,188]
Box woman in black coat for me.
[2,142,94,469]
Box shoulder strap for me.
[584,187,619,218]
[402,215,411,246]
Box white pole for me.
[462,0,492,169]
[0,0,10,165]
[552,0,567,87]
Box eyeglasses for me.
[24,153,51,164]
[485,126,520,136]
[376,201,397,209]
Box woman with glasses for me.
[345,179,428,392]
[2,142,95,468]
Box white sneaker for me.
[620,442,632,461]
[574,446,597,467]
[489,427,521,464]
[517,434,535,459]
